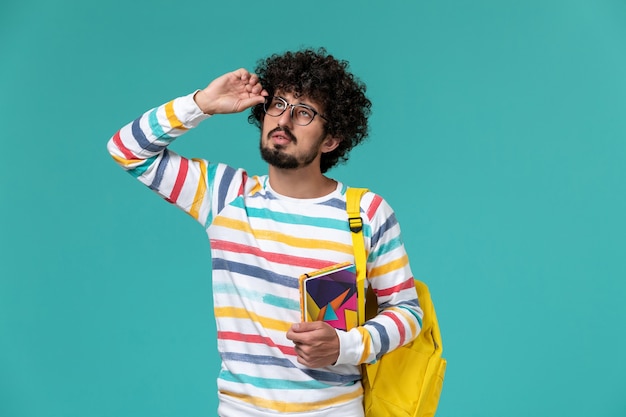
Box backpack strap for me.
[346,187,369,326]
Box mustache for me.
[268,126,297,144]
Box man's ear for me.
[321,135,341,154]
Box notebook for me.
[299,261,359,331]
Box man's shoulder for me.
[342,186,395,222]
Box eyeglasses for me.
[263,96,328,126]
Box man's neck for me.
[267,165,337,199]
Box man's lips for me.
[269,129,295,146]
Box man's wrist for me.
[193,89,218,115]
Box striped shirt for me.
[107,92,423,415]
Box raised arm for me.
[106,69,267,224]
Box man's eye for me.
[297,108,313,119]
[273,100,286,109]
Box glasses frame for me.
[263,96,328,126]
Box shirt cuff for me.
[334,328,365,366]
[174,90,212,127]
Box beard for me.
[260,145,301,169]
[260,127,320,169]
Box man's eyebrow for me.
[277,95,318,110]
[295,100,318,111]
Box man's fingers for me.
[237,96,265,111]
[247,83,264,95]
[291,321,324,332]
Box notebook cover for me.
[299,262,359,331]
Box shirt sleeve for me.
[106,91,248,227]
[335,193,423,366]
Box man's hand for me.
[194,68,268,115]
[286,322,340,368]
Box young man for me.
[108,48,422,417]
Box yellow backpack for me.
[347,188,447,417]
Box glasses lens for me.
[293,105,315,126]
[264,97,286,117]
[263,97,319,126]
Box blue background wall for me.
[1,1,625,416]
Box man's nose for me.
[277,105,294,126]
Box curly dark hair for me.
[249,47,372,173]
